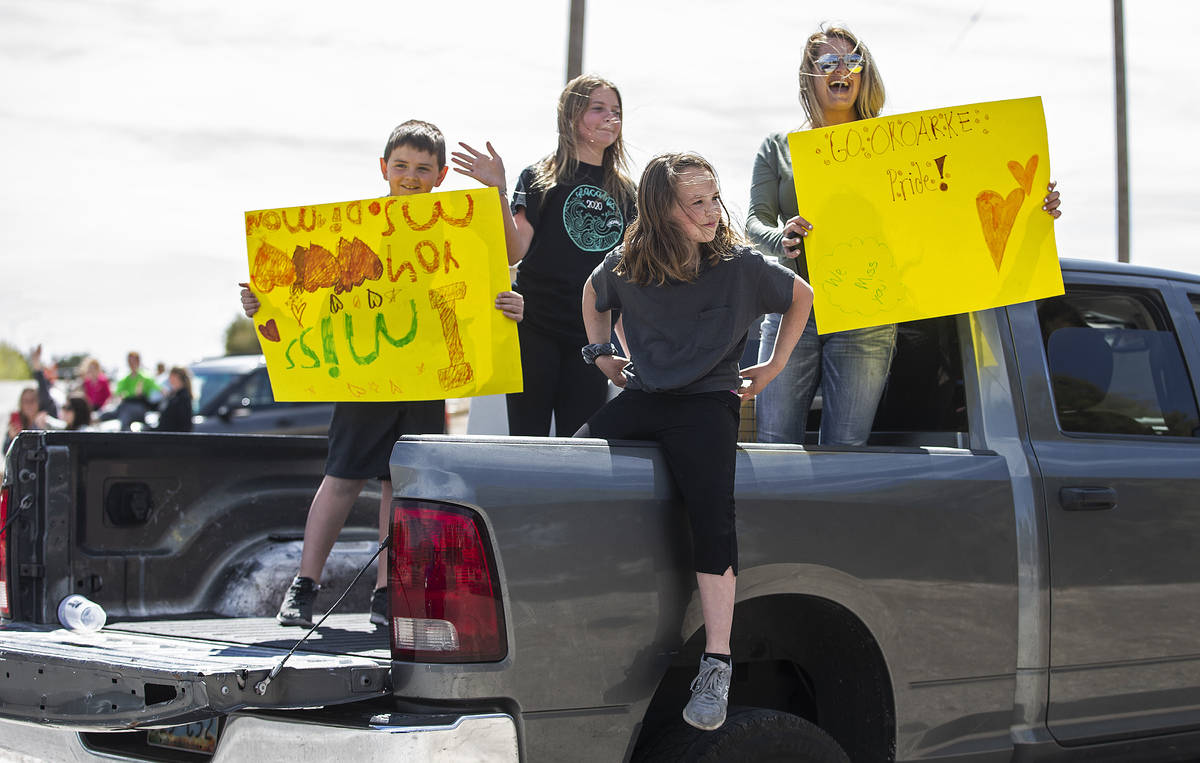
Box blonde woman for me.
[749,24,1061,445]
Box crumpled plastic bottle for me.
[57,594,107,632]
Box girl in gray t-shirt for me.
[576,152,813,731]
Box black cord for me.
[255,533,390,695]
[1,499,28,537]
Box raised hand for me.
[451,141,507,195]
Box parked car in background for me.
[189,355,333,435]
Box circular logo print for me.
[562,184,624,252]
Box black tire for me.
[634,706,850,763]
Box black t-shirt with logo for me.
[511,161,635,342]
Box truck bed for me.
[0,616,390,731]
[109,614,389,660]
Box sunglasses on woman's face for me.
[814,52,864,74]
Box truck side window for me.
[871,314,967,445]
[1191,294,1200,327]
[1037,290,1200,438]
[229,368,276,409]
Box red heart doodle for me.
[258,319,281,343]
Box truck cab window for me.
[1037,290,1200,438]
[871,314,967,446]
[229,368,276,409]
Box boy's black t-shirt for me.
[511,161,635,342]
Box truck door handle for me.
[1059,487,1117,511]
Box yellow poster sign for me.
[243,187,522,401]
[788,96,1063,333]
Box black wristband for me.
[581,342,618,365]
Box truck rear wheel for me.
[635,706,849,762]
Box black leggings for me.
[506,323,610,436]
[575,388,741,575]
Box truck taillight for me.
[388,501,506,663]
[1,486,10,618]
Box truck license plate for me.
[147,717,221,755]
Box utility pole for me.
[1113,0,1130,262]
[566,0,586,83]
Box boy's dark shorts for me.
[325,400,445,480]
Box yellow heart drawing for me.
[1007,154,1038,196]
[976,188,1026,271]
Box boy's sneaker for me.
[682,656,732,731]
[276,576,318,627]
[369,587,389,627]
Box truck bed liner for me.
[108,615,390,660]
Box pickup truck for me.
[2,257,1200,762]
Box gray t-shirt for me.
[590,245,795,394]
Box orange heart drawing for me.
[288,299,307,327]
[257,318,281,343]
[1007,154,1038,196]
[976,188,1025,271]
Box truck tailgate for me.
[0,616,389,730]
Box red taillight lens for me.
[1,486,10,618]
[388,501,506,663]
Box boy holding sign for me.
[240,120,522,627]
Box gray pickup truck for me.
[2,258,1200,762]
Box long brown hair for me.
[616,152,742,286]
[531,74,635,210]
[797,24,886,128]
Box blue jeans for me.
[756,313,896,446]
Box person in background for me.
[153,366,193,433]
[38,397,94,432]
[29,345,62,418]
[78,357,112,413]
[111,351,160,431]
[58,397,93,431]
[5,387,46,453]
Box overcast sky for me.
[2,0,1197,372]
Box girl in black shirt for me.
[454,74,636,436]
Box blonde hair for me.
[798,24,886,128]
[531,74,635,210]
[616,152,743,286]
